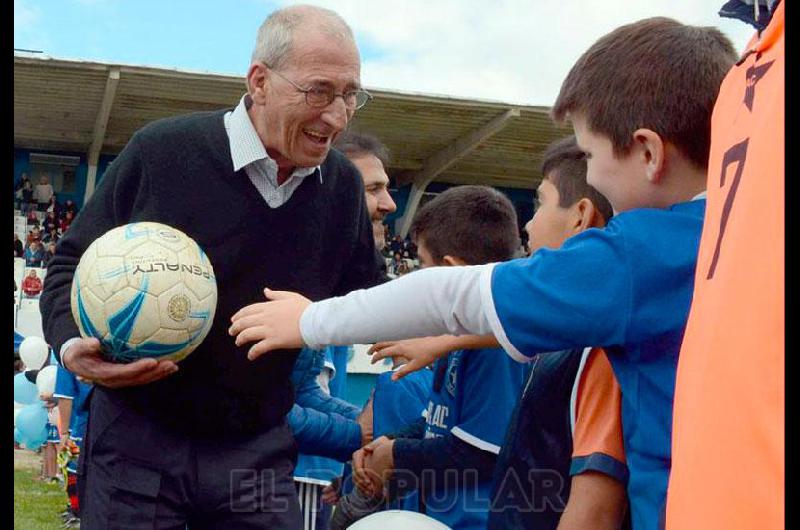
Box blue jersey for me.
[368,368,432,512]
[53,365,93,442]
[489,199,704,530]
[373,369,432,438]
[424,347,528,530]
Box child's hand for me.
[229,288,312,360]
[362,437,395,496]
[368,336,454,380]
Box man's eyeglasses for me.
[264,64,372,111]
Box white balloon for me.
[36,365,58,397]
[348,510,451,529]
[19,336,49,370]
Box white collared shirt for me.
[224,94,322,208]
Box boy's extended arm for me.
[557,472,627,530]
[56,397,73,435]
[300,265,494,350]
[392,431,498,484]
[369,335,500,380]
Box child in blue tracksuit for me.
[54,364,93,526]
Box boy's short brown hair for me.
[542,136,614,223]
[552,17,737,169]
[410,185,520,265]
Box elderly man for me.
[40,5,382,528]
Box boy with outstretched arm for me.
[229,17,737,530]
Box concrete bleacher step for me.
[16,298,44,338]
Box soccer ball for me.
[70,222,217,364]
[349,511,451,529]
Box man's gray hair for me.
[251,4,356,70]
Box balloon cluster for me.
[14,336,57,450]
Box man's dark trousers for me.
[78,388,302,529]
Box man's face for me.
[350,154,397,250]
[571,114,645,215]
[258,30,361,169]
[524,178,575,255]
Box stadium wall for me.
[14,148,118,209]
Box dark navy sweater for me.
[40,109,383,436]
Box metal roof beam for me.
[84,67,120,203]
[396,107,520,188]
[395,108,520,237]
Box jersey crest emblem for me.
[445,354,461,397]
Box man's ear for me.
[570,198,605,234]
[632,128,666,184]
[442,255,468,267]
[246,62,269,104]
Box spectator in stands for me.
[34,174,55,211]
[43,243,57,268]
[402,234,417,259]
[22,269,43,298]
[45,195,62,219]
[59,211,74,233]
[43,228,60,246]
[15,173,31,209]
[27,226,42,246]
[61,199,77,220]
[25,241,44,268]
[18,174,36,213]
[389,235,403,255]
[382,224,392,254]
[388,252,403,276]
[42,211,60,235]
[397,260,410,276]
[14,234,24,258]
[26,209,40,227]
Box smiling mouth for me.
[304,129,330,146]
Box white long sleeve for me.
[299,264,497,350]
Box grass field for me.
[14,450,68,530]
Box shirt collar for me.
[226,94,322,182]
[692,191,707,201]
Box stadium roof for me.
[14,53,571,192]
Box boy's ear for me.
[632,128,666,184]
[571,198,606,233]
[442,255,469,267]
